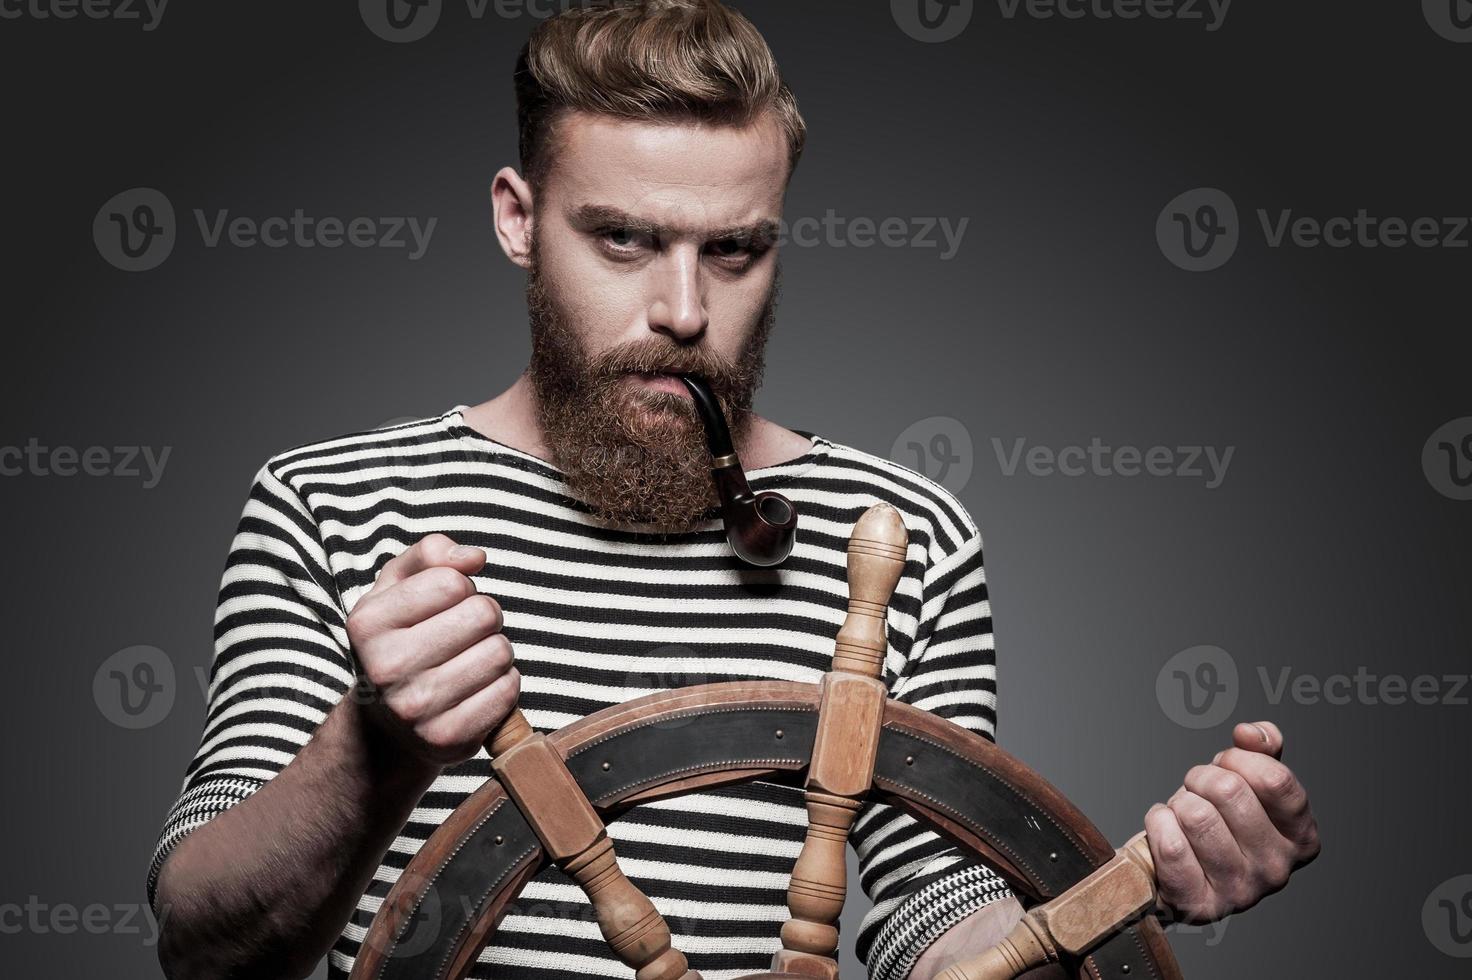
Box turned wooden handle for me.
[486,715,699,980]
[773,503,910,979]
[486,707,535,757]
[937,832,1162,980]
[831,502,909,678]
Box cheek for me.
[539,235,647,340]
[706,271,775,352]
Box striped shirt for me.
[147,407,1011,980]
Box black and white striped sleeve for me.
[145,460,354,913]
[853,528,1012,980]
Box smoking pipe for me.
[679,374,798,567]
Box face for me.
[505,109,790,531]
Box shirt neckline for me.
[440,405,832,487]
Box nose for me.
[646,246,708,341]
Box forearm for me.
[904,895,1025,980]
[155,695,440,980]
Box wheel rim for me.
[348,680,1181,980]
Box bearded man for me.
[148,3,1319,979]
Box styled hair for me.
[515,0,806,188]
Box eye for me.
[707,236,763,266]
[598,227,653,254]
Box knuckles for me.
[420,565,475,604]
[358,648,407,691]
[389,682,434,725]
[1171,796,1219,834]
[1258,761,1299,800]
[1196,766,1252,810]
[415,533,457,564]
[455,593,504,635]
[345,600,384,650]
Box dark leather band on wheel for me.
[350,682,1180,980]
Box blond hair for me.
[515,0,806,187]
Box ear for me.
[491,166,536,269]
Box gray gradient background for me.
[2,1,1469,977]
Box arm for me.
[155,696,440,979]
[151,462,518,980]
[855,524,1014,980]
[905,897,1026,980]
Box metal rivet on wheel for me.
[602,761,611,771]
[1121,967,1131,975]
[1049,852,1058,862]
[775,729,784,739]
[905,755,914,765]
[494,835,504,845]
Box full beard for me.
[524,245,779,533]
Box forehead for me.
[545,110,789,233]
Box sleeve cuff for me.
[865,861,1013,980]
[146,775,264,915]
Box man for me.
[149,2,1320,979]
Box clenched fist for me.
[1145,720,1320,924]
[345,533,521,767]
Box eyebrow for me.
[568,204,779,245]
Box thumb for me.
[1233,720,1283,759]
[443,540,489,575]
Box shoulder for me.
[807,437,981,560]
[251,410,463,501]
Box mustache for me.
[587,341,748,398]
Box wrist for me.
[333,693,442,798]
